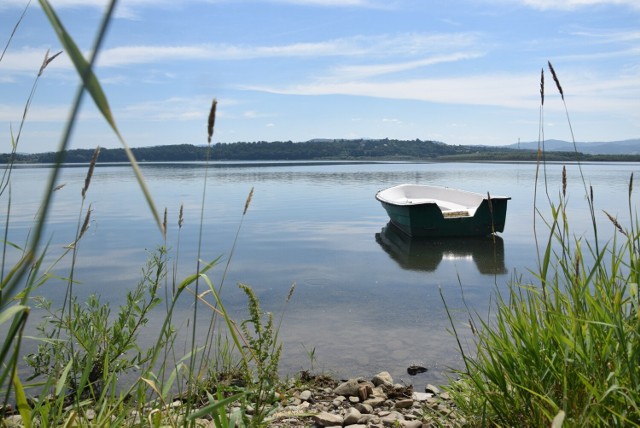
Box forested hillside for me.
[2,139,638,163]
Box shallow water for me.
[4,160,639,388]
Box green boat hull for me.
[378,197,509,238]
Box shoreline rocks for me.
[268,370,461,427]
[2,371,461,427]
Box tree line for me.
[2,139,638,163]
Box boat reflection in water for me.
[375,222,507,275]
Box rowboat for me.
[375,184,510,237]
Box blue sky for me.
[1,0,639,153]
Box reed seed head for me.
[243,187,254,215]
[207,98,217,144]
[78,205,92,241]
[540,68,544,106]
[178,203,184,228]
[562,165,567,198]
[82,146,100,198]
[629,172,634,198]
[547,61,564,101]
[604,210,627,237]
[163,207,167,236]
[39,50,62,77]
[286,282,296,303]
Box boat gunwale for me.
[375,183,511,208]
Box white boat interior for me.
[376,184,490,217]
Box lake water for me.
[3,160,639,389]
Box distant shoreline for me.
[3,140,640,164]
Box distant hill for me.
[3,138,640,164]
[504,139,640,155]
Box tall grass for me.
[443,64,640,426]
[2,1,289,427]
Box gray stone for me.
[343,407,362,425]
[299,389,312,401]
[358,414,380,424]
[425,383,441,394]
[84,408,96,420]
[371,386,387,397]
[334,379,361,396]
[380,410,405,426]
[313,411,344,427]
[372,371,393,387]
[355,402,374,414]
[394,398,414,409]
[363,396,386,408]
[412,391,433,401]
[401,420,423,428]
[3,415,22,427]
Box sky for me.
[1,0,639,153]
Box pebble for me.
[299,389,312,401]
[314,411,344,426]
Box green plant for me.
[301,344,317,374]
[188,390,245,427]
[443,63,640,426]
[238,283,283,427]
[26,247,165,399]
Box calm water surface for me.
[4,161,639,388]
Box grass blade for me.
[187,392,244,421]
[37,0,164,235]
[13,371,32,428]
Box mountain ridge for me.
[502,138,640,155]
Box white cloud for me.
[519,0,640,10]
[0,32,483,77]
[97,45,213,66]
[119,96,213,121]
[331,52,485,80]
[569,29,640,44]
[244,74,535,107]
[0,103,80,122]
[243,110,275,119]
[89,32,482,66]
[263,0,387,6]
[242,71,640,113]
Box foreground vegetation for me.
[442,65,640,426]
[1,2,639,427]
[445,170,640,426]
[1,2,286,426]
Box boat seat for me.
[405,198,472,217]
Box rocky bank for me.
[2,371,462,427]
